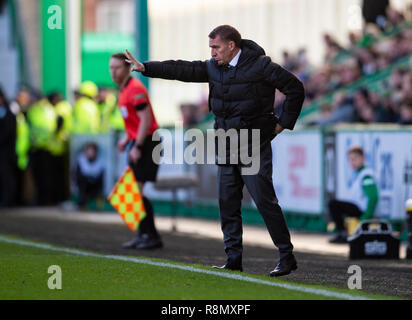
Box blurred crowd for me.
[278,2,412,126]
[0,81,124,208]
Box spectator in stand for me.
[352,87,373,122]
[348,32,361,49]
[401,70,412,101]
[277,2,412,123]
[376,92,400,122]
[315,103,334,126]
[323,33,344,62]
[407,4,412,21]
[389,67,406,92]
[330,91,356,124]
[338,59,362,87]
[294,48,311,83]
[362,0,389,29]
[358,104,375,123]
[368,90,394,122]
[385,5,405,29]
[399,98,412,124]
[355,48,378,75]
[282,50,297,71]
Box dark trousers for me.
[53,154,69,203]
[31,150,68,205]
[217,141,293,264]
[127,137,160,240]
[0,154,16,207]
[77,175,103,206]
[30,149,56,206]
[329,199,362,232]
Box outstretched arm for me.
[125,49,209,83]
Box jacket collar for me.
[229,49,242,67]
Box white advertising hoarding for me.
[272,131,323,214]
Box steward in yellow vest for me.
[72,81,100,134]
[26,95,60,205]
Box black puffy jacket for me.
[142,39,305,160]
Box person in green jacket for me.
[329,146,379,243]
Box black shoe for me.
[122,235,143,249]
[212,263,243,272]
[269,254,297,277]
[329,234,347,244]
[135,235,163,250]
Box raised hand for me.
[125,49,145,73]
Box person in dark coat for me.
[124,25,305,277]
[362,0,389,28]
[0,87,17,207]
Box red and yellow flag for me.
[107,166,146,231]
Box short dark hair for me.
[47,91,62,105]
[348,146,364,157]
[208,25,242,47]
[111,52,131,67]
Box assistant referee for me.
[110,53,162,250]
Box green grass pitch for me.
[0,234,395,300]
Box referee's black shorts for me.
[128,135,161,183]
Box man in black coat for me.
[125,25,305,277]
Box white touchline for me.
[0,235,372,300]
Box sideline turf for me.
[0,235,395,300]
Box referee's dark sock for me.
[139,196,160,239]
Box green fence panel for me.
[81,33,135,87]
[41,0,66,96]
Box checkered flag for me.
[107,166,146,231]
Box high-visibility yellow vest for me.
[55,100,73,134]
[99,92,117,133]
[72,97,100,134]
[48,122,67,156]
[27,99,57,150]
[110,105,125,131]
[48,100,74,156]
[15,112,30,170]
